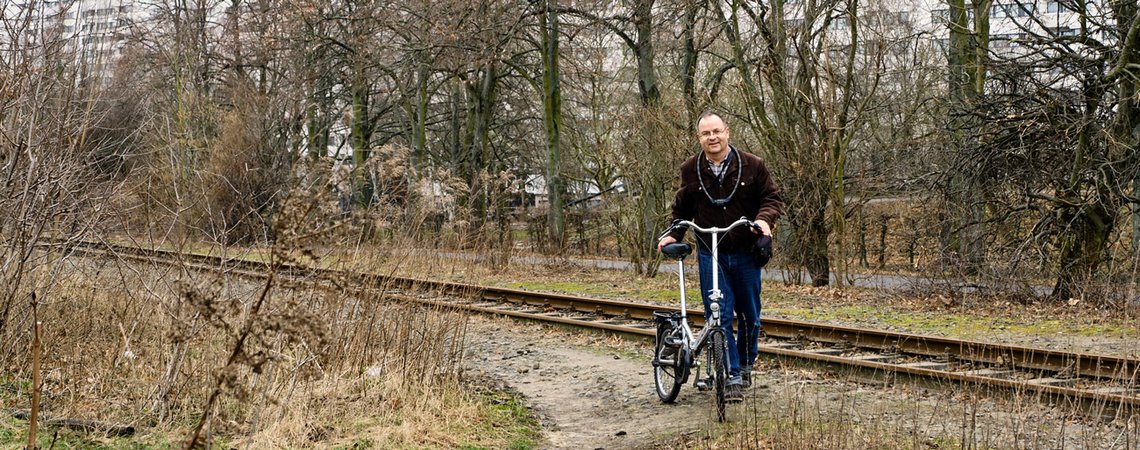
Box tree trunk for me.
[541,0,566,249]
[1053,67,1111,299]
[629,0,665,276]
[679,0,699,121]
[633,0,660,107]
[411,61,430,168]
[1134,176,1140,259]
[351,80,373,208]
[1108,0,1140,268]
[1053,201,1114,300]
[943,0,990,274]
[804,205,831,287]
[462,66,498,234]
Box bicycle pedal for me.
[695,380,710,391]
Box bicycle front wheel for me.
[653,331,684,403]
[709,329,728,422]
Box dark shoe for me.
[725,383,744,403]
[742,368,752,388]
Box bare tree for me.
[708,0,891,286]
[934,0,1139,301]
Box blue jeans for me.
[697,248,763,383]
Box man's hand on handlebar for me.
[751,219,771,237]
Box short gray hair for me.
[695,110,728,132]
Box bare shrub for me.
[0,0,117,371]
[611,107,692,276]
[202,83,292,245]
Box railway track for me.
[48,238,1140,418]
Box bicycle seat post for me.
[677,258,688,321]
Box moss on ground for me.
[765,304,1135,340]
[457,390,540,450]
[0,417,179,449]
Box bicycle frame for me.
[670,217,755,357]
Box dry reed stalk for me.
[28,319,41,450]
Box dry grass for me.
[242,373,508,449]
[0,236,538,448]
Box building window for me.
[827,45,849,60]
[932,8,975,25]
[991,32,1027,47]
[934,38,949,53]
[1010,2,1035,16]
[931,8,948,24]
[991,3,1034,18]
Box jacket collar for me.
[699,145,742,180]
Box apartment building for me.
[5,0,141,76]
[931,0,1093,47]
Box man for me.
[657,111,784,402]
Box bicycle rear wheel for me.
[653,329,684,403]
[709,329,728,422]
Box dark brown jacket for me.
[666,146,784,252]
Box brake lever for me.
[657,219,687,241]
[742,217,762,233]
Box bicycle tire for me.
[709,328,728,422]
[653,328,684,403]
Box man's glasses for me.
[699,129,726,138]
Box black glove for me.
[752,235,772,268]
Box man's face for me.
[697,115,730,159]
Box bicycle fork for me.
[695,302,722,391]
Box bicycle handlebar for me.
[659,217,758,240]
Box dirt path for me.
[463,315,714,449]
[462,314,1139,450]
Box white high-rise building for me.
[5,0,142,77]
[778,0,1103,52]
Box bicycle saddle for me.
[661,242,692,260]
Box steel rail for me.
[45,239,1140,416]
[376,275,1140,384]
